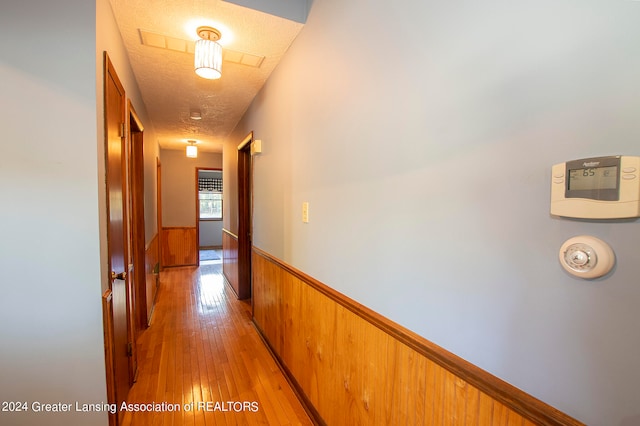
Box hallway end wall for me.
[159,149,222,267]
[160,149,222,228]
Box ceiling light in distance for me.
[195,26,222,79]
[190,109,202,120]
[186,140,199,158]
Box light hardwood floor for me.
[121,260,314,426]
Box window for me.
[199,191,222,219]
[198,176,223,220]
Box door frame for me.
[195,167,223,267]
[128,101,147,331]
[237,132,253,300]
[157,157,162,271]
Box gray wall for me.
[161,149,223,227]
[227,1,640,424]
[199,221,224,247]
[0,1,107,424]
[0,0,161,424]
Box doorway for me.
[196,168,223,265]
[236,132,253,300]
[128,102,147,331]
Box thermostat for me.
[559,235,615,279]
[550,155,640,219]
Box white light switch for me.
[302,202,309,223]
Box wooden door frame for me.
[157,158,162,271]
[237,132,253,300]
[128,101,147,331]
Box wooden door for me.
[128,102,147,330]
[104,53,133,416]
[237,132,253,300]
[157,158,162,272]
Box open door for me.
[104,53,135,424]
[128,101,147,330]
[237,132,253,300]
[157,157,162,273]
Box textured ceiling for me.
[108,0,304,153]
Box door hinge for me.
[127,342,133,357]
[120,123,126,138]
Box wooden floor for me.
[121,257,313,426]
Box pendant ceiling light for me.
[186,140,199,158]
[194,26,222,80]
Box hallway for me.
[121,262,313,426]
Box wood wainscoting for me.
[252,247,583,426]
[222,229,240,298]
[160,227,197,268]
[144,233,159,325]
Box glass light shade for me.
[186,145,198,158]
[194,39,222,79]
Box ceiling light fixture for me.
[194,26,222,80]
[190,109,202,120]
[186,140,199,158]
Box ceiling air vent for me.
[139,29,265,68]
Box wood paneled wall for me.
[160,227,197,268]
[144,234,159,324]
[252,248,583,426]
[222,229,239,297]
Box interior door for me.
[237,132,253,300]
[128,103,147,330]
[104,53,133,414]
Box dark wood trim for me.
[128,100,144,132]
[252,246,583,426]
[237,132,253,151]
[156,158,162,272]
[195,169,199,267]
[128,100,147,332]
[236,132,253,300]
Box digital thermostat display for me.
[568,165,618,192]
[550,155,640,219]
